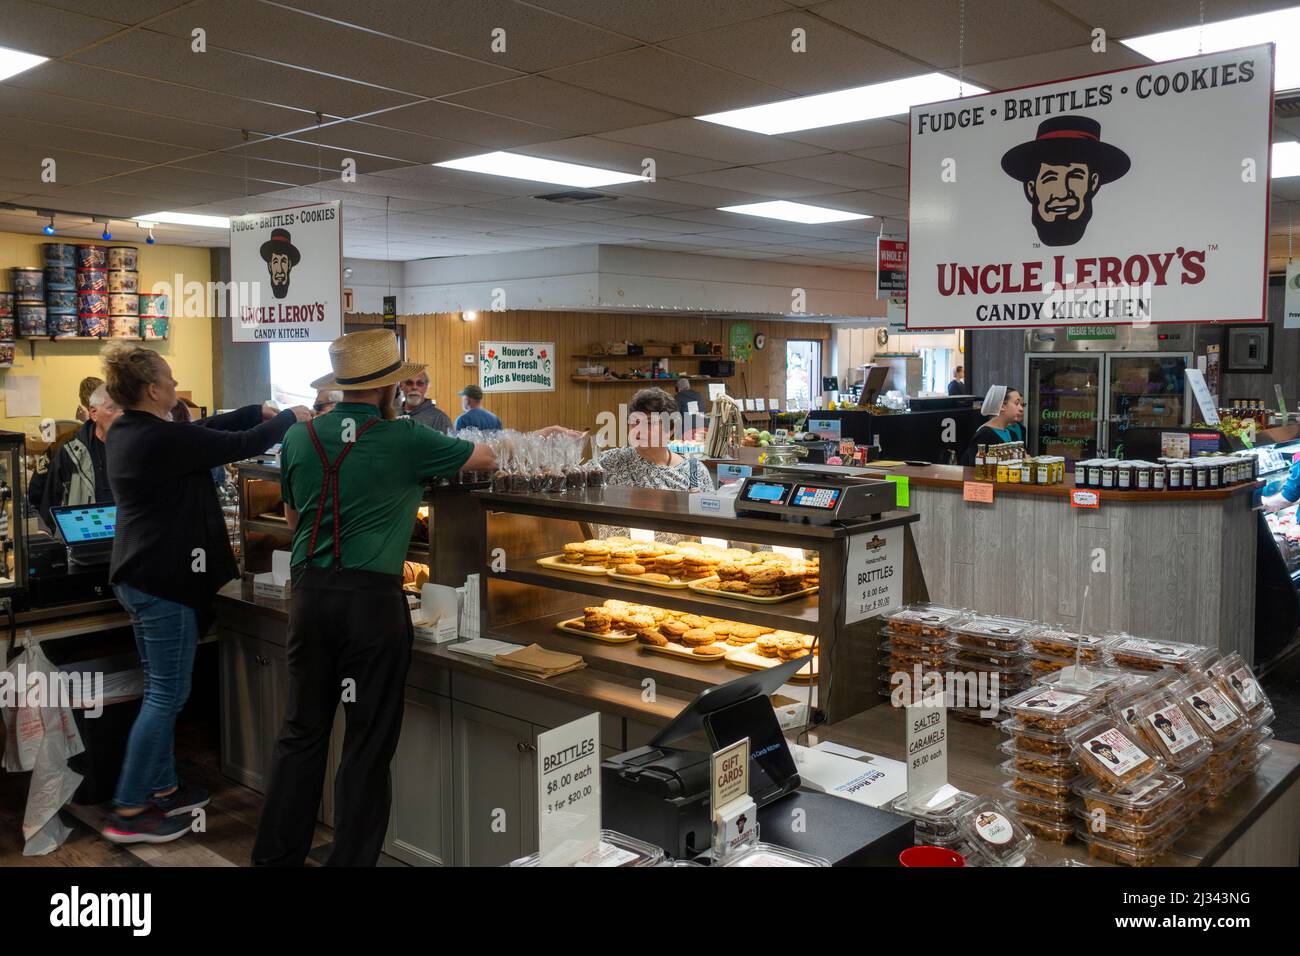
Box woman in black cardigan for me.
[99,342,310,844]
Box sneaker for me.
[102,805,191,844]
[151,782,210,818]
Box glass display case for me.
[0,430,28,596]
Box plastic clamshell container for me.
[1069,720,1163,790]
[883,627,955,654]
[1004,685,1107,733]
[1170,676,1248,744]
[881,640,953,670]
[721,842,830,867]
[1028,628,1105,661]
[508,830,664,867]
[1130,693,1212,768]
[881,604,967,639]
[997,742,1078,774]
[1039,665,1135,702]
[997,717,1075,757]
[1073,800,1183,847]
[999,779,1078,823]
[888,788,981,841]
[1028,656,1070,677]
[1071,770,1185,832]
[1012,813,1075,844]
[957,798,1036,867]
[951,648,1027,671]
[1246,725,1275,749]
[1207,652,1275,729]
[950,615,1035,652]
[1076,824,1185,866]
[1105,635,1213,673]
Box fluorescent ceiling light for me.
[136,211,231,228]
[0,45,47,83]
[1275,141,1300,178]
[697,73,985,135]
[1121,6,1300,91]
[718,201,870,224]
[434,151,640,187]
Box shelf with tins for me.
[473,484,924,722]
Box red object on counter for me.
[899,846,966,867]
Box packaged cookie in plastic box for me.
[1207,652,1274,729]
[997,748,1079,792]
[1105,634,1215,674]
[884,627,956,655]
[997,716,1074,758]
[1170,675,1248,744]
[882,640,953,672]
[1028,654,1071,677]
[999,779,1078,824]
[720,843,830,867]
[1130,693,1212,769]
[1069,719,1163,790]
[881,604,967,640]
[950,614,1035,654]
[1073,771,1185,828]
[508,829,664,867]
[887,788,981,848]
[951,648,1028,673]
[1004,685,1107,734]
[957,798,1036,866]
[1073,799,1183,849]
[1076,823,1185,866]
[1028,627,1105,662]
[1014,814,1075,844]
[1174,748,1212,798]
[1040,664,1136,703]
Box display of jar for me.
[1100,461,1116,489]
[1165,460,1181,490]
[1152,463,1166,491]
[1116,461,1133,490]
[1181,462,1194,488]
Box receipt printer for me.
[602,746,713,860]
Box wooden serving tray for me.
[536,554,612,576]
[724,644,817,682]
[606,570,715,589]
[687,580,819,603]
[554,618,638,645]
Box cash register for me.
[26,503,116,607]
[734,467,898,524]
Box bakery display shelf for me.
[687,580,819,603]
[554,618,639,644]
[493,561,820,632]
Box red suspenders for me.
[304,417,380,567]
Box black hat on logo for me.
[259,228,301,265]
[1000,115,1131,184]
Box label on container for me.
[573,841,639,868]
[1183,687,1236,731]
[973,810,1015,845]
[1228,667,1260,706]
[1017,689,1087,714]
[1110,775,1165,802]
[1145,704,1202,754]
[1082,727,1150,776]
[1110,638,1195,662]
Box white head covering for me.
[981,384,1008,417]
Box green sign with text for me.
[1066,326,1117,341]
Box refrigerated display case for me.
[1238,431,1300,664]
[0,430,28,597]
[1026,354,1101,461]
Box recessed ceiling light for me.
[718,201,871,224]
[1275,141,1300,178]
[434,152,641,188]
[697,73,985,135]
[136,211,231,228]
[1121,7,1300,90]
[0,45,47,83]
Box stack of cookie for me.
[582,606,612,635]
[755,630,816,662]
[702,551,818,596]
[678,550,721,581]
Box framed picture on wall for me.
[1225,324,1272,374]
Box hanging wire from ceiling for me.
[958,0,966,98]
[1198,0,1205,55]
[386,195,392,296]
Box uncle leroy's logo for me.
[863,535,886,551]
[1000,115,1130,248]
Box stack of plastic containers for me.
[1208,652,1275,785]
[996,685,1107,844]
[508,830,664,867]
[947,614,1034,723]
[887,788,981,854]
[1026,626,1106,678]
[1103,634,1216,675]
[1122,689,1214,813]
[1168,671,1252,809]
[877,604,965,702]
[954,797,1037,866]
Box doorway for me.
[786,340,822,406]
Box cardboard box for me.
[641,343,673,357]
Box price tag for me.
[884,474,909,507]
[686,401,699,414]
[963,481,994,503]
[769,398,779,410]
[844,528,902,624]
[536,714,601,866]
[1070,489,1100,509]
[905,702,949,806]
[708,383,726,400]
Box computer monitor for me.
[50,504,117,545]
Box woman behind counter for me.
[961,385,1026,466]
[598,387,714,493]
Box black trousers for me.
[252,566,413,866]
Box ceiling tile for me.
[1054,0,1297,39]
[0,0,128,57]
[602,118,828,163]
[527,0,787,43]
[964,44,1150,92]
[755,153,908,190]
[444,76,673,136]
[360,102,570,148]
[852,143,909,167]
[599,178,767,209]
[780,117,911,151]
[289,124,473,164]
[676,166,852,198]
[543,46,789,115]
[515,136,732,178]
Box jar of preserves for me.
[1194,463,1208,489]
[1101,461,1116,489]
[1085,459,1102,488]
[1135,462,1152,490]
[1165,459,1181,490]
[1152,463,1166,491]
[1181,461,1194,489]
[1116,462,1133,490]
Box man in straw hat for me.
[253,329,495,866]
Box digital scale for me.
[734,467,898,525]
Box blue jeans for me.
[112,584,199,809]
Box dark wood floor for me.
[0,713,348,867]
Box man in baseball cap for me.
[253,329,495,866]
[455,383,502,431]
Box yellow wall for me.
[0,232,215,437]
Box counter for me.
[811,406,982,463]
[857,463,1259,661]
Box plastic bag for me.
[0,643,85,855]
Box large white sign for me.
[230,201,342,343]
[907,45,1273,330]
[844,527,902,624]
[1285,261,1300,330]
[536,713,600,867]
[479,341,556,392]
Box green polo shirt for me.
[280,402,475,574]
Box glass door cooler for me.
[1026,354,1101,462]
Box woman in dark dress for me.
[961,385,1026,465]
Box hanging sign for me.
[1285,261,1300,330]
[906,45,1273,330]
[230,201,342,342]
[478,341,555,392]
[382,295,397,330]
[876,237,908,298]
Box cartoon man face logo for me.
[1090,740,1120,765]
[259,228,301,300]
[1192,696,1217,721]
[1001,116,1131,247]
[1152,713,1176,742]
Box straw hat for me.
[310,329,425,391]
